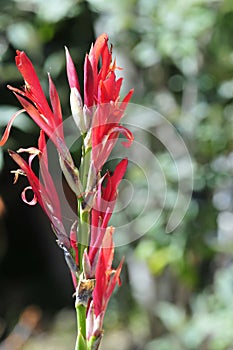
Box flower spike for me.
[1,33,134,350]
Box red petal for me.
[48,74,64,138]
[12,92,54,140]
[106,258,124,298]
[92,33,108,64]
[0,109,25,146]
[38,133,62,219]
[84,54,94,107]
[15,51,44,97]
[98,72,118,103]
[70,221,79,266]
[9,150,45,210]
[21,186,38,205]
[120,89,134,109]
[109,125,134,148]
[38,130,48,165]
[93,227,124,318]
[102,159,128,202]
[100,72,123,103]
[65,46,80,91]
[115,77,123,98]
[98,38,112,81]
[15,50,54,122]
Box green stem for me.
[75,134,92,350]
[87,335,102,350]
[75,304,87,350]
[78,135,91,270]
[78,199,90,269]
[80,146,91,191]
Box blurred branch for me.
[0,306,41,350]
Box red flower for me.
[89,34,134,171]
[66,33,134,171]
[93,226,123,319]
[88,158,128,272]
[86,226,123,339]
[1,35,133,328]
[18,52,63,139]
[0,51,65,148]
[9,131,69,248]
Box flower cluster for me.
[0,33,133,349]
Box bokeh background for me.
[1,0,233,349]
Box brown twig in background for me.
[0,305,41,350]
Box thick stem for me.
[75,134,92,350]
[80,145,91,191]
[78,135,91,270]
[78,199,90,270]
[75,304,87,350]
[75,199,89,350]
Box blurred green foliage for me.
[1,0,233,349]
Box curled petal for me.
[96,126,132,171]
[0,109,25,146]
[109,125,134,147]
[17,147,41,168]
[17,147,40,154]
[21,186,38,205]
[9,150,44,210]
[10,92,54,139]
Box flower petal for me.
[15,50,54,121]
[0,109,25,146]
[84,54,94,108]
[93,226,123,323]
[102,158,128,202]
[9,150,45,210]
[91,33,108,64]
[65,46,80,91]
[9,91,53,139]
[21,186,38,205]
[48,74,64,137]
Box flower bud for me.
[83,104,93,131]
[70,87,86,134]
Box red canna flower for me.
[0,51,64,148]
[89,34,134,171]
[9,131,80,287]
[1,50,83,198]
[88,158,128,273]
[1,34,134,350]
[8,130,70,250]
[86,226,123,340]
[66,33,134,172]
[93,226,123,321]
